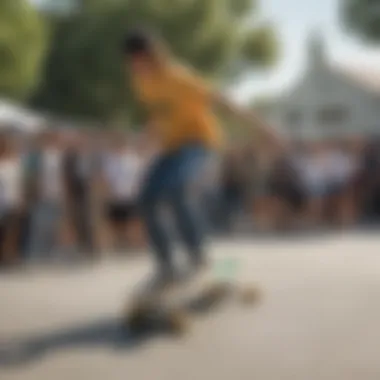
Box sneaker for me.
[146,268,179,293]
[191,253,210,272]
[183,254,210,283]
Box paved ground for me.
[1,232,380,380]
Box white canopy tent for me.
[0,100,46,134]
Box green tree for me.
[32,0,279,124]
[0,0,48,100]
[340,0,380,42]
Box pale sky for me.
[233,0,380,102]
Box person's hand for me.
[213,93,287,150]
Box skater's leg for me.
[166,146,210,267]
[171,186,206,263]
[139,155,175,274]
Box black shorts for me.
[107,202,138,223]
[326,181,346,197]
[269,182,306,210]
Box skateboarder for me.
[122,28,282,289]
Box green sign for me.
[214,257,239,279]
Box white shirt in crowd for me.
[40,149,63,201]
[326,151,356,185]
[103,150,144,201]
[77,151,97,181]
[297,154,328,190]
[0,158,22,216]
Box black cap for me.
[122,27,156,56]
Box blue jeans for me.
[140,145,210,271]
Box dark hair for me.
[122,28,156,56]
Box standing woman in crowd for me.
[325,141,358,227]
[28,131,65,261]
[103,133,146,251]
[62,131,100,257]
[298,142,327,227]
[265,143,305,231]
[0,133,23,266]
[61,131,82,252]
[252,141,277,231]
[358,138,380,221]
[219,147,246,233]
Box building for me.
[266,34,380,141]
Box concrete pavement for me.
[1,232,380,380]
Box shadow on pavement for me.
[0,317,164,368]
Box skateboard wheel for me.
[207,282,224,295]
[124,307,150,333]
[167,310,189,336]
[209,282,231,300]
[240,285,261,305]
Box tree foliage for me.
[32,0,279,124]
[0,0,48,100]
[341,0,380,42]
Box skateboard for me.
[122,259,261,336]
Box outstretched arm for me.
[176,64,285,149]
[212,93,284,149]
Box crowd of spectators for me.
[0,127,379,268]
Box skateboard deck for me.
[122,262,261,335]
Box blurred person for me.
[27,131,65,261]
[200,151,222,234]
[18,133,40,257]
[218,148,246,233]
[240,142,258,209]
[74,132,95,254]
[62,131,103,258]
[131,132,157,247]
[358,138,380,221]
[0,134,24,266]
[297,143,327,228]
[266,145,305,231]
[62,131,90,256]
[103,134,146,251]
[85,131,111,257]
[324,143,358,227]
[93,130,119,255]
[349,138,367,224]
[122,28,281,287]
[251,144,276,231]
[243,142,262,200]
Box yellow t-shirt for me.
[131,63,223,152]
